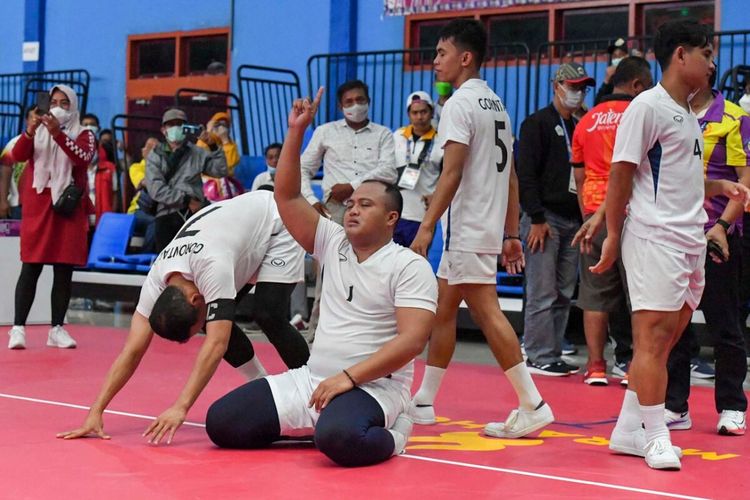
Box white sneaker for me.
[484,402,554,439]
[409,401,436,425]
[665,409,692,430]
[389,413,414,455]
[47,326,77,348]
[644,437,681,470]
[717,410,746,436]
[7,326,26,349]
[609,427,683,458]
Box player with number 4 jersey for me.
[409,19,553,439]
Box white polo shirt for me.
[612,83,707,254]
[307,217,437,395]
[438,78,513,254]
[136,191,301,318]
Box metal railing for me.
[0,101,23,147]
[173,88,248,155]
[237,64,301,156]
[0,69,90,115]
[307,44,531,134]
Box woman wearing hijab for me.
[7,85,95,349]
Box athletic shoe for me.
[484,401,554,439]
[690,358,715,379]
[717,410,746,436]
[7,326,26,349]
[526,360,570,377]
[389,413,413,455]
[562,361,580,374]
[47,326,77,348]
[609,427,683,458]
[644,437,681,470]
[665,409,692,430]
[562,339,578,356]
[583,360,608,386]
[409,401,436,425]
[612,361,630,387]
[289,313,308,331]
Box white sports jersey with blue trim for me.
[612,83,707,254]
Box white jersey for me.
[438,78,513,254]
[612,83,707,254]
[307,217,437,404]
[136,191,303,318]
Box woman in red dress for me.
[7,84,95,349]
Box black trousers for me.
[666,233,748,413]
[222,283,309,370]
[206,379,394,467]
[14,263,74,327]
[154,210,189,253]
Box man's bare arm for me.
[57,312,154,439]
[275,88,325,254]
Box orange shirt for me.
[571,97,631,215]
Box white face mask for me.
[166,125,186,143]
[559,86,584,110]
[611,57,623,67]
[83,124,99,134]
[50,106,73,125]
[343,103,369,123]
[740,94,750,114]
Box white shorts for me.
[265,365,410,437]
[621,228,706,312]
[254,229,305,284]
[437,250,497,285]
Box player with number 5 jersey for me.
[409,19,553,440]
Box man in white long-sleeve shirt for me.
[300,80,397,224]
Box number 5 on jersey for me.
[495,120,508,173]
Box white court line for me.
[0,392,205,428]
[399,454,710,500]
[0,392,709,499]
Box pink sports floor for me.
[1,325,747,499]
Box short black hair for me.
[99,128,113,138]
[611,56,653,88]
[336,80,369,105]
[654,20,710,71]
[438,19,487,68]
[264,142,282,156]
[362,180,402,220]
[82,113,100,126]
[149,285,199,343]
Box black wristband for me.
[716,218,731,232]
[342,369,357,387]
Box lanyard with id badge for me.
[398,137,433,190]
[556,116,577,194]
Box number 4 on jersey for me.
[495,120,509,172]
[693,139,703,159]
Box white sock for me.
[388,414,413,456]
[505,362,543,411]
[640,403,670,443]
[613,389,642,433]
[236,357,267,381]
[413,366,446,405]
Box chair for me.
[234,155,267,189]
[87,212,157,272]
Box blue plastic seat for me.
[496,271,524,297]
[234,155,267,189]
[87,212,157,272]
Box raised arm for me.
[57,311,154,440]
[274,87,326,254]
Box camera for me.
[182,124,203,136]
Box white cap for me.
[406,91,433,111]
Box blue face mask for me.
[267,165,277,176]
[166,125,185,143]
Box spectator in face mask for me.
[594,38,629,105]
[7,84,96,350]
[146,108,228,252]
[251,143,282,192]
[739,82,750,114]
[199,111,243,202]
[516,62,595,377]
[0,105,37,219]
[81,113,117,225]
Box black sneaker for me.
[562,361,580,374]
[526,360,571,377]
